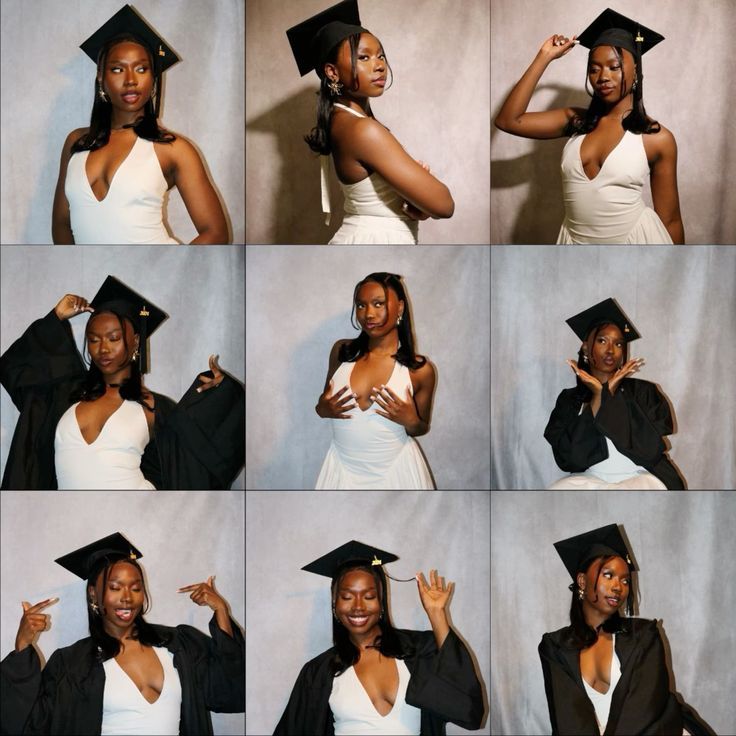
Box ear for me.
[576,572,586,591]
[323,62,338,82]
[398,299,404,318]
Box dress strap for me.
[320,155,331,226]
[333,102,367,118]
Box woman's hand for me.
[608,358,645,394]
[539,34,578,62]
[401,161,432,220]
[316,380,357,419]
[416,569,454,614]
[566,359,603,394]
[54,294,94,321]
[197,354,225,393]
[371,384,420,428]
[15,598,59,652]
[177,575,227,611]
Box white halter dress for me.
[556,131,673,244]
[315,360,435,489]
[322,104,418,244]
[54,400,156,489]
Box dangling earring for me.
[328,77,343,96]
[97,80,109,102]
[132,348,139,361]
[89,600,100,614]
[582,353,589,364]
[332,605,338,621]
[632,77,638,92]
[578,587,585,601]
[396,313,403,326]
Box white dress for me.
[54,400,156,489]
[322,103,418,244]
[315,360,435,489]
[65,135,179,244]
[556,131,673,244]
[101,646,182,735]
[328,658,421,735]
[582,633,621,735]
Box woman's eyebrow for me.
[109,58,149,65]
[339,586,377,592]
[87,328,122,337]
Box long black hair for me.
[70,310,153,409]
[304,32,393,155]
[565,45,660,136]
[71,32,175,155]
[330,562,410,676]
[87,554,164,663]
[564,554,637,650]
[338,272,426,370]
[572,322,629,403]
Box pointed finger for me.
[177,583,201,592]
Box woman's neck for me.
[367,329,398,356]
[335,95,369,115]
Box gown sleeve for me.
[1,647,42,736]
[141,372,244,489]
[0,310,85,489]
[404,628,484,731]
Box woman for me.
[287,0,454,244]
[53,5,228,244]
[0,276,245,489]
[274,540,484,734]
[494,8,684,244]
[539,524,711,735]
[314,272,436,489]
[544,297,685,489]
[0,532,244,735]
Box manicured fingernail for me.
[196,388,202,393]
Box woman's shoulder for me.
[642,122,677,157]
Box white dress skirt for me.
[556,131,673,244]
[315,360,435,489]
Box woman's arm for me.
[649,127,685,244]
[52,129,85,244]
[416,569,453,649]
[348,120,454,218]
[171,138,230,244]
[406,361,435,437]
[494,35,584,139]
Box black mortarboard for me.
[554,524,637,581]
[287,0,368,77]
[578,8,664,57]
[80,5,180,116]
[566,297,641,343]
[302,540,398,579]
[55,532,143,581]
[90,275,168,374]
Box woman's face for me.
[587,45,635,103]
[101,41,153,112]
[355,282,404,336]
[578,555,630,616]
[587,323,624,376]
[330,32,387,98]
[89,561,145,635]
[334,569,382,632]
[86,313,138,375]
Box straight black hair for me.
[565,45,660,137]
[573,322,630,403]
[564,554,637,650]
[339,272,426,370]
[86,555,164,663]
[329,562,411,677]
[304,32,393,155]
[71,32,175,155]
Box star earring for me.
[328,77,343,96]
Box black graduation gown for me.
[0,614,244,736]
[273,628,484,735]
[538,618,712,736]
[0,309,244,489]
[543,378,685,490]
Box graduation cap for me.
[90,275,168,374]
[55,532,143,581]
[578,7,664,58]
[566,297,640,343]
[287,0,368,77]
[302,540,398,578]
[79,4,180,116]
[554,524,637,581]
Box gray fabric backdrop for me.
[0,0,245,244]
[245,489,490,735]
[491,245,736,490]
[490,490,736,735]
[246,0,490,244]
[245,245,491,490]
[491,0,736,244]
[0,490,245,735]
[0,245,245,489]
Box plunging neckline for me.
[112,646,165,705]
[75,400,124,445]
[580,633,615,694]
[351,658,399,718]
[579,130,627,182]
[85,135,139,202]
[348,360,398,413]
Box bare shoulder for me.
[647,123,677,154]
[64,127,89,152]
[410,358,435,387]
[140,389,156,411]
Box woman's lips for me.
[606,597,620,607]
[371,79,386,87]
[121,93,141,104]
[346,615,370,627]
[598,87,614,95]
[98,358,113,367]
[114,608,134,621]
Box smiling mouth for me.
[114,608,134,621]
[121,93,141,103]
[346,615,370,627]
[606,597,620,607]
[97,358,113,366]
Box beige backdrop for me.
[491,0,736,245]
[246,0,490,244]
